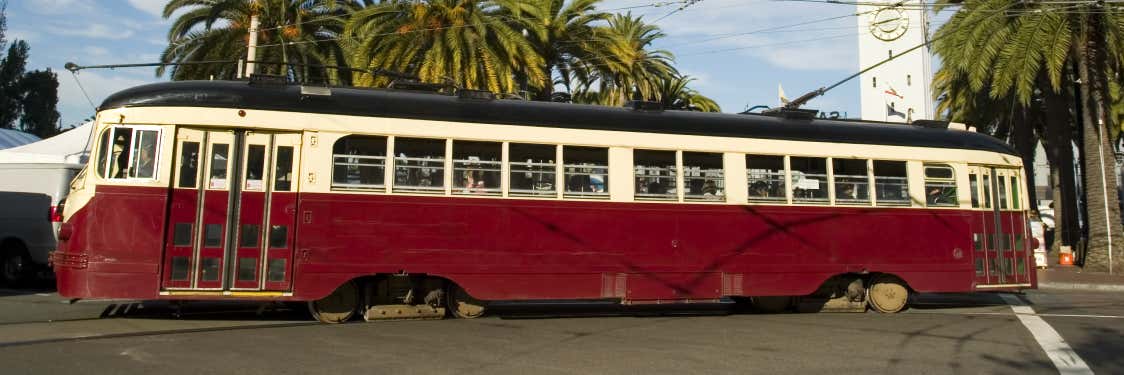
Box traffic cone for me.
[1058,246,1074,266]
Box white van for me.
[0,164,80,283]
[0,124,92,284]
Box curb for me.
[1037,282,1124,292]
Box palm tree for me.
[568,13,677,106]
[344,0,546,94]
[933,0,1124,271]
[653,75,720,112]
[499,0,610,100]
[159,0,359,84]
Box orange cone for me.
[1059,250,1074,266]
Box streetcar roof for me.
[99,80,1018,156]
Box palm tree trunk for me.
[1012,107,1038,206]
[1042,76,1080,250]
[1076,20,1124,272]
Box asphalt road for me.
[0,289,1120,374]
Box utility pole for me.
[245,12,260,77]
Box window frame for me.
[97,125,164,182]
[633,149,678,202]
[331,134,388,191]
[745,154,787,204]
[923,163,959,207]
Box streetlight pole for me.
[245,12,260,77]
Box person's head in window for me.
[750,181,769,197]
[703,180,718,195]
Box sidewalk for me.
[1037,266,1124,292]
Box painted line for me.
[910,311,1124,320]
[1000,294,1094,375]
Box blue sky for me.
[7,0,952,128]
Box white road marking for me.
[1000,294,1094,375]
[911,311,1124,320]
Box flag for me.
[779,84,790,106]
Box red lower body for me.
[54,187,1035,301]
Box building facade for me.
[857,0,933,123]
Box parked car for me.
[0,164,81,284]
[1030,216,1047,269]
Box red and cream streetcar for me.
[52,80,1035,323]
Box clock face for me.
[869,7,909,41]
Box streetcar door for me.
[968,166,1003,286]
[161,129,235,290]
[161,129,301,292]
[230,132,301,291]
[996,169,1031,284]
[161,128,206,290]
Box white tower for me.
[857,1,932,123]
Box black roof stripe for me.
[99,81,1018,156]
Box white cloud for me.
[6,29,39,43]
[47,24,136,40]
[21,0,94,15]
[84,46,110,57]
[127,0,167,17]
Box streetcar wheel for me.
[751,296,792,313]
[1,242,33,286]
[309,281,359,324]
[447,284,487,319]
[867,275,909,313]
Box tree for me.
[502,0,610,100]
[933,0,1124,270]
[569,13,677,106]
[18,69,60,138]
[345,0,546,94]
[160,0,359,84]
[653,74,720,112]
[0,39,27,129]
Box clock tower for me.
[857,0,932,123]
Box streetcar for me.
[51,79,1035,323]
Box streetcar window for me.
[99,128,132,178]
[998,176,1009,210]
[564,146,609,199]
[969,173,980,208]
[274,146,294,192]
[924,164,958,207]
[240,224,260,248]
[237,258,256,281]
[683,152,724,202]
[509,143,557,197]
[269,225,288,248]
[790,157,828,204]
[393,137,446,193]
[173,223,193,246]
[1011,176,1021,210]
[170,257,189,281]
[267,259,286,282]
[634,149,677,201]
[833,159,870,205]
[96,127,160,180]
[127,129,159,179]
[453,141,501,196]
[201,258,220,281]
[204,224,223,247]
[209,144,230,189]
[873,160,909,206]
[178,142,200,188]
[332,135,386,190]
[746,155,785,202]
[245,144,266,191]
[982,174,992,208]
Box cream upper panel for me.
[98,106,1024,168]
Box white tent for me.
[0,122,93,165]
[0,128,40,150]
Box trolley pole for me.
[245,12,260,77]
